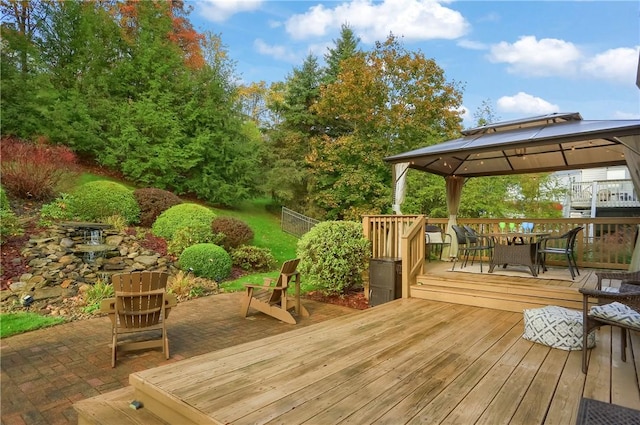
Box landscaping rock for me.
[3,223,177,306]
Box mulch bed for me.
[305,289,369,310]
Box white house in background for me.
[554,165,640,218]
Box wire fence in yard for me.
[281,207,320,238]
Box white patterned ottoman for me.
[523,305,595,351]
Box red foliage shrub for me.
[0,137,78,201]
[126,227,169,257]
[141,232,169,257]
[211,216,254,250]
[133,188,183,228]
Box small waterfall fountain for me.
[65,223,118,263]
[83,229,103,263]
[87,228,102,245]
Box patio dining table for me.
[486,232,550,277]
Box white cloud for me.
[581,47,640,84]
[457,105,471,124]
[254,39,300,63]
[488,35,581,77]
[199,0,263,23]
[285,0,469,43]
[497,92,559,115]
[487,36,638,85]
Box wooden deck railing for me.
[362,215,425,298]
[362,216,640,294]
[427,217,639,270]
[362,215,423,258]
[400,218,425,299]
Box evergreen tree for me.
[323,23,360,84]
[263,54,323,215]
[0,0,50,137]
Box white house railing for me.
[570,179,639,209]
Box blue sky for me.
[188,0,640,128]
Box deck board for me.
[127,296,640,424]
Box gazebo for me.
[384,112,640,269]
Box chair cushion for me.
[426,231,445,244]
[589,302,640,330]
[601,286,620,293]
[523,306,595,351]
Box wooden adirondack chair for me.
[240,258,309,324]
[110,271,170,367]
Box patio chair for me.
[579,285,640,373]
[425,224,451,261]
[451,225,493,272]
[110,271,170,367]
[595,270,640,291]
[536,226,583,280]
[240,258,309,324]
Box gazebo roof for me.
[384,113,640,177]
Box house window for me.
[606,168,626,180]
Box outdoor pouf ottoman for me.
[523,305,595,350]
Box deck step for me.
[413,273,584,312]
[74,386,170,425]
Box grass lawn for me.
[209,198,301,292]
[1,312,65,338]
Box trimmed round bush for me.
[133,188,182,228]
[179,243,232,280]
[151,203,216,241]
[69,181,140,224]
[231,246,276,271]
[167,225,220,256]
[211,216,254,250]
[296,221,371,295]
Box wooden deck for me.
[76,296,640,424]
[413,261,599,312]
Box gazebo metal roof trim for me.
[384,112,640,178]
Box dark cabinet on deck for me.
[369,257,402,307]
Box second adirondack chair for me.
[240,258,309,324]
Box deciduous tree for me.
[309,34,463,220]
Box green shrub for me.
[0,186,23,242]
[152,203,216,241]
[179,243,232,281]
[83,278,114,313]
[0,209,23,242]
[69,181,140,224]
[167,225,221,256]
[0,186,10,211]
[211,216,254,250]
[133,188,182,228]
[99,214,128,232]
[38,193,75,226]
[296,221,371,295]
[231,246,276,271]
